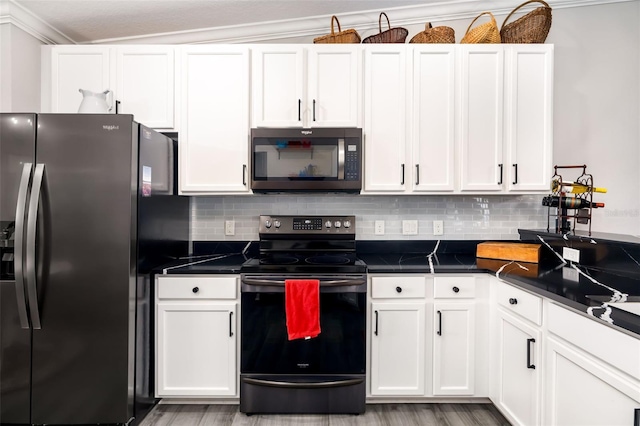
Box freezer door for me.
[0,113,36,424]
[29,114,137,425]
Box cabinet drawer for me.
[157,276,237,300]
[434,276,475,298]
[371,276,425,299]
[496,280,542,325]
[548,303,640,381]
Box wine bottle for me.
[542,196,605,209]
[550,179,607,194]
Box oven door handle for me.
[242,277,366,287]
[242,377,364,389]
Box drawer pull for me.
[192,287,199,294]
[437,310,442,336]
[509,298,518,305]
[396,286,402,293]
[452,286,459,293]
[229,312,234,337]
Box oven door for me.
[240,274,366,375]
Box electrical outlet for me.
[402,220,418,235]
[562,247,580,263]
[433,220,444,236]
[374,220,385,235]
[225,220,235,236]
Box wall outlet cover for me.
[374,220,385,235]
[433,220,444,236]
[562,247,580,263]
[225,220,235,236]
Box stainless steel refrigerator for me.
[0,113,189,425]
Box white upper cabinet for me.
[504,45,554,192]
[251,45,360,128]
[411,46,456,192]
[362,46,409,193]
[459,45,505,192]
[115,46,175,129]
[179,45,250,194]
[42,45,176,130]
[44,46,113,114]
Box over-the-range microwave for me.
[250,128,362,193]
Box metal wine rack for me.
[546,165,595,235]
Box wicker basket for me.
[409,23,455,44]
[500,0,552,43]
[313,15,361,44]
[460,12,501,44]
[362,12,408,44]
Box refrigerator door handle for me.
[25,163,45,329]
[14,163,33,329]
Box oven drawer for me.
[433,276,475,299]
[371,276,425,299]
[157,276,237,300]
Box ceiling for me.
[14,0,445,43]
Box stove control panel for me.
[259,215,356,236]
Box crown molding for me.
[89,0,636,45]
[0,0,75,44]
[1,0,634,45]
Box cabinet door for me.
[370,302,425,395]
[363,46,409,193]
[179,46,250,194]
[156,302,237,397]
[115,46,175,129]
[433,302,475,395]
[459,46,504,192]
[412,46,456,192]
[496,309,541,426]
[505,45,554,192]
[307,46,360,127]
[544,337,640,426]
[252,46,304,127]
[49,46,113,113]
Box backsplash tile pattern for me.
[191,195,548,241]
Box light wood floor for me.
[138,403,511,426]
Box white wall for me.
[0,23,43,112]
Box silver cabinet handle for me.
[14,163,32,329]
[25,163,45,329]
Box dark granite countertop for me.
[157,237,640,338]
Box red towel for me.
[285,279,321,341]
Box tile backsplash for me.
[191,194,549,241]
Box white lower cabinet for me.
[545,336,640,426]
[369,276,426,396]
[155,275,239,398]
[543,302,640,426]
[495,309,542,426]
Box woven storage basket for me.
[461,11,501,44]
[313,15,361,44]
[409,22,455,44]
[500,0,552,43]
[362,12,408,44]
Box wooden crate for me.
[476,242,541,263]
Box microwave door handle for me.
[14,163,33,329]
[338,138,345,180]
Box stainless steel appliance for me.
[0,113,189,425]
[250,128,362,193]
[240,215,366,415]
